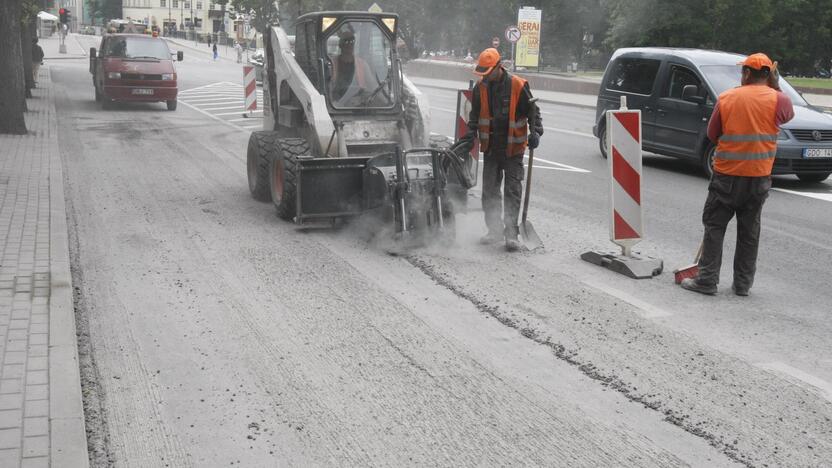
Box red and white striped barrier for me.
[607,100,643,254]
[243,65,257,114]
[580,96,662,279]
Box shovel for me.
[519,145,544,251]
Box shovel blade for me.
[519,221,544,251]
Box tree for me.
[21,0,39,97]
[0,0,27,134]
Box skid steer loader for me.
[245,11,476,245]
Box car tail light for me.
[107,72,121,79]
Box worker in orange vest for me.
[457,48,543,251]
[681,53,794,296]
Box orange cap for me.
[739,53,774,71]
[474,48,501,76]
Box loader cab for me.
[293,12,401,114]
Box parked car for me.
[594,48,832,182]
[89,33,183,111]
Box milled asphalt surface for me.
[49,34,832,466]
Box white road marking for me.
[525,156,591,173]
[579,277,672,318]
[772,187,832,202]
[215,110,262,116]
[177,99,248,132]
[543,125,596,139]
[756,361,832,403]
[200,105,250,111]
[228,117,263,122]
[432,107,456,114]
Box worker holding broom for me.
[681,53,793,296]
[455,48,544,252]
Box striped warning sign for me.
[607,108,643,246]
[243,65,257,112]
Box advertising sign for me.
[516,7,542,68]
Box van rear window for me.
[605,58,661,95]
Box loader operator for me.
[681,53,794,297]
[457,48,543,252]
[330,29,378,105]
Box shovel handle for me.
[522,147,533,225]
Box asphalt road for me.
[51,35,832,467]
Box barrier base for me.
[580,250,663,279]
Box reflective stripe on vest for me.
[714,85,779,177]
[478,73,529,157]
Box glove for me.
[528,131,540,149]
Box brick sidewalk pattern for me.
[0,69,88,467]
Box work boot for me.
[731,283,749,297]
[680,277,717,296]
[479,230,502,245]
[504,226,521,252]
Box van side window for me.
[665,65,702,99]
[605,58,661,95]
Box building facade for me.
[122,0,230,35]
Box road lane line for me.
[543,126,596,139]
[579,277,672,318]
[201,106,250,111]
[756,362,832,403]
[524,156,591,173]
[177,99,247,132]
[772,187,832,202]
[215,110,262,116]
[228,117,263,122]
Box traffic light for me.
[59,8,70,24]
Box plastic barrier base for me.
[580,250,663,279]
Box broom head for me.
[673,264,699,284]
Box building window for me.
[196,1,202,9]
[173,0,178,7]
[160,0,166,7]
[184,2,190,9]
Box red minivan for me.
[90,34,183,110]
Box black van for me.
[593,48,832,183]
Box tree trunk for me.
[22,19,34,98]
[0,0,27,134]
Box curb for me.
[412,81,597,111]
[164,37,239,63]
[46,67,90,468]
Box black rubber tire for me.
[598,123,608,159]
[796,172,830,183]
[166,99,177,111]
[246,131,279,202]
[702,144,716,178]
[269,138,310,221]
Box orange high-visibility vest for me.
[714,85,779,177]
[478,74,529,157]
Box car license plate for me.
[803,148,832,158]
[131,89,153,95]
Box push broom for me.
[673,241,703,284]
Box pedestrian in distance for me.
[681,53,794,296]
[32,37,44,86]
[235,41,243,63]
[456,48,543,252]
[213,42,218,61]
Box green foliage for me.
[87,0,123,24]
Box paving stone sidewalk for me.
[0,69,88,467]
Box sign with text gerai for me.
[516,7,542,68]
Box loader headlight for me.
[107,72,121,79]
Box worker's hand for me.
[768,61,781,91]
[528,131,540,149]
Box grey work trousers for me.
[697,172,771,289]
[481,149,524,235]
